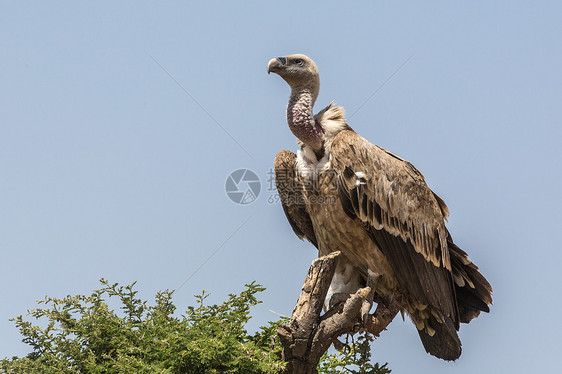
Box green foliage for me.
[0,280,390,374]
[318,334,391,374]
[0,279,284,374]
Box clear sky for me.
[1,1,561,372]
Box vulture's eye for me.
[294,59,304,66]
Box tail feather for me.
[417,233,492,360]
[418,314,461,361]
[448,236,493,324]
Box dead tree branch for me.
[277,252,401,374]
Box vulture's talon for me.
[361,298,373,327]
[329,292,352,309]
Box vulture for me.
[268,54,492,361]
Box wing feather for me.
[274,150,318,248]
[331,130,451,269]
[330,130,458,322]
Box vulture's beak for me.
[267,57,287,74]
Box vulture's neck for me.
[287,85,324,151]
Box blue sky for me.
[1,1,561,372]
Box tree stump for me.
[277,252,401,374]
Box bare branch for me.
[278,252,400,374]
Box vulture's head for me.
[267,54,319,91]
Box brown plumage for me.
[269,54,492,361]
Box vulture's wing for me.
[330,130,458,323]
[274,150,318,248]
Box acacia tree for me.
[0,279,390,374]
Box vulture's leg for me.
[360,269,380,326]
[324,259,362,311]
